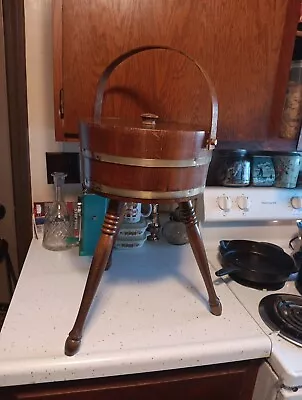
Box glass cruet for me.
[42,172,72,251]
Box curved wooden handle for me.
[93,45,218,149]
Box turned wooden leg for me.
[179,200,222,316]
[105,206,125,271]
[105,250,113,271]
[65,199,126,356]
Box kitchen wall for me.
[24,0,79,202]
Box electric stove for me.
[201,187,302,400]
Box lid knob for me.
[141,113,159,126]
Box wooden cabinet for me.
[53,0,300,148]
[0,360,261,400]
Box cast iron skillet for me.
[215,240,298,284]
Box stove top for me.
[207,248,302,388]
[259,294,302,347]
[202,187,302,388]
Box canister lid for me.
[213,149,248,157]
[291,60,302,68]
[268,151,301,156]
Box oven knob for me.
[291,196,302,209]
[237,196,251,211]
[217,195,232,212]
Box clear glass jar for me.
[42,172,72,251]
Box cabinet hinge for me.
[59,88,64,119]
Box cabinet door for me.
[1,360,260,400]
[53,0,300,144]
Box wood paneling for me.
[1,360,261,400]
[53,0,300,144]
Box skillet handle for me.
[215,265,240,277]
[219,240,230,255]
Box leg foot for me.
[65,335,81,356]
[64,200,126,356]
[179,200,222,316]
[209,299,222,316]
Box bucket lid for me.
[91,114,206,133]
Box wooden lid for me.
[91,114,206,134]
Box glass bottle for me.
[43,172,72,251]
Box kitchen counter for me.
[0,239,270,387]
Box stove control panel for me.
[204,187,302,221]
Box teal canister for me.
[251,153,275,186]
[273,152,301,188]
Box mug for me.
[124,202,152,223]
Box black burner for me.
[229,273,285,291]
[259,294,302,347]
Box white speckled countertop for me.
[0,239,271,387]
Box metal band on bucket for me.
[88,181,205,200]
[82,149,212,168]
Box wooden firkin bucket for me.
[80,46,218,203]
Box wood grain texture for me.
[53,0,300,143]
[65,199,126,356]
[89,161,209,192]
[84,122,207,159]
[179,200,222,316]
[52,0,64,139]
[80,122,210,201]
[0,360,261,400]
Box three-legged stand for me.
[65,199,222,356]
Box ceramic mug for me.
[124,202,152,223]
[273,153,301,188]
